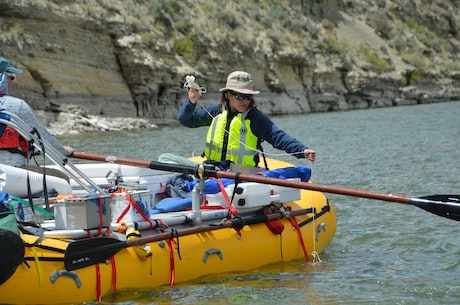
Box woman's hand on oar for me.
[71,152,460,221]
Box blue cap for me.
[0,57,23,74]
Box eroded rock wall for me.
[0,0,459,133]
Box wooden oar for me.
[64,208,311,271]
[72,152,460,221]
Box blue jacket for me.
[177,99,308,159]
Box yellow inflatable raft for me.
[0,158,336,304]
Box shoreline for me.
[45,100,459,137]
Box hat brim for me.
[219,87,260,94]
[5,67,22,74]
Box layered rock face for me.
[1,0,459,133]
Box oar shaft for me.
[216,171,411,204]
[72,151,459,221]
[73,151,410,205]
[73,152,151,168]
[72,152,198,175]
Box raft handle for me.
[202,248,223,263]
[50,270,82,288]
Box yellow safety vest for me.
[204,109,259,166]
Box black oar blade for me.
[64,237,126,271]
[419,194,460,203]
[411,195,460,221]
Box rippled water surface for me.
[60,101,460,305]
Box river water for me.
[59,101,459,305]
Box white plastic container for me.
[110,190,152,223]
[227,183,272,208]
[205,181,301,210]
[269,180,301,204]
[54,195,111,230]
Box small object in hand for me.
[184,75,207,96]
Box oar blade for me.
[64,237,126,271]
[419,194,460,203]
[411,195,460,221]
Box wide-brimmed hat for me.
[219,71,260,95]
[0,57,23,74]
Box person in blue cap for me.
[0,57,73,197]
[0,58,23,97]
[0,57,74,166]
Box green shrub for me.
[318,37,349,56]
[402,51,430,71]
[373,14,393,39]
[403,69,422,84]
[359,45,391,72]
[173,33,195,61]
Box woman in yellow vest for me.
[174,71,316,170]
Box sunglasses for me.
[7,73,16,81]
[230,92,252,101]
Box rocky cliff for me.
[1,0,459,134]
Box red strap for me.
[126,192,153,228]
[110,256,117,291]
[160,182,172,198]
[86,227,114,302]
[86,229,94,238]
[288,216,309,261]
[111,191,129,221]
[86,232,101,302]
[113,190,153,229]
[86,221,113,300]
[112,191,131,222]
[117,207,130,222]
[167,239,175,286]
[95,264,101,302]
[216,178,237,216]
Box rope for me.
[193,92,307,159]
[309,160,322,265]
[31,247,44,288]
